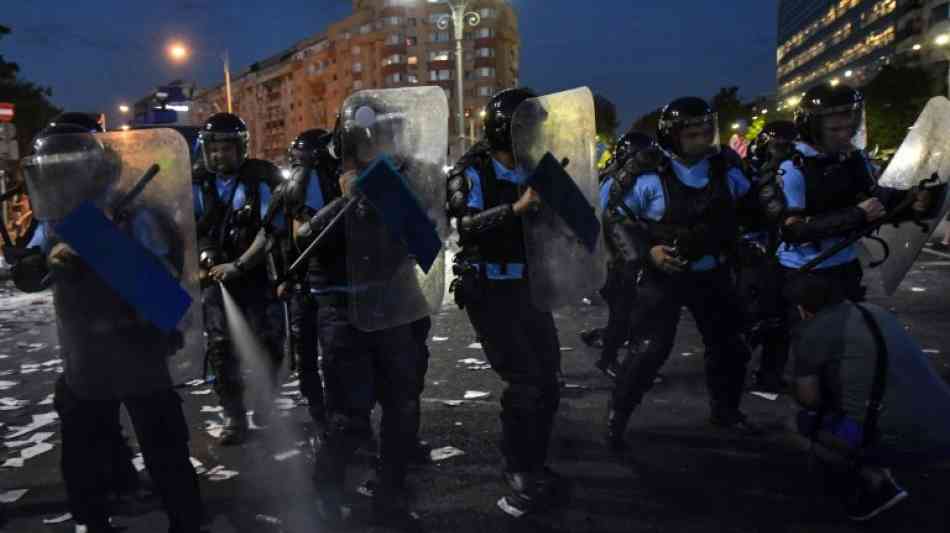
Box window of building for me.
[429,49,451,61]
[408,56,418,65]
[342,31,351,40]
[353,62,363,73]
[429,69,451,81]
[407,17,417,26]
[431,31,451,43]
[383,54,404,66]
[478,86,493,97]
[408,73,419,84]
[352,45,361,55]
[384,16,402,26]
[354,80,364,90]
[476,47,495,58]
[429,13,448,24]
[360,24,372,34]
[385,73,403,85]
[477,67,495,78]
[406,36,418,46]
[479,8,497,18]
[386,33,402,45]
[476,28,495,39]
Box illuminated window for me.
[429,49,451,61]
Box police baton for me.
[277,195,360,286]
[798,173,938,273]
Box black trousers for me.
[464,280,561,473]
[612,266,751,419]
[202,282,285,417]
[287,286,324,422]
[312,297,423,494]
[736,259,789,383]
[599,266,640,366]
[55,379,202,532]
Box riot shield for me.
[511,86,606,310]
[342,87,449,332]
[21,129,203,388]
[876,96,950,295]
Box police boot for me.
[218,396,249,446]
[219,414,249,446]
[409,439,432,466]
[371,472,422,532]
[497,470,557,518]
[606,407,632,453]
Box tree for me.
[0,25,61,157]
[710,86,749,143]
[594,93,620,138]
[862,65,941,151]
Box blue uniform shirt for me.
[777,142,872,270]
[622,155,751,272]
[464,158,527,280]
[304,169,326,211]
[192,175,274,221]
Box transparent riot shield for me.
[876,97,950,295]
[22,128,203,387]
[342,87,449,331]
[511,86,606,310]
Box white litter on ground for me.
[463,391,490,400]
[43,512,73,524]
[430,446,465,462]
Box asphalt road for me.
[1,246,948,533]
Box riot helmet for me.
[288,128,331,167]
[794,84,865,154]
[747,120,797,172]
[198,113,249,175]
[657,97,720,163]
[49,112,104,133]
[483,88,537,152]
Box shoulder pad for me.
[450,140,492,176]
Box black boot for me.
[606,408,631,453]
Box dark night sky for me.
[5,1,777,130]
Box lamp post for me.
[436,1,481,155]
[167,41,233,113]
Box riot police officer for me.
[194,112,285,445]
[737,120,797,393]
[10,119,152,531]
[275,128,335,426]
[593,132,663,378]
[297,100,431,530]
[606,97,763,451]
[446,88,569,517]
[776,84,934,344]
[18,123,203,533]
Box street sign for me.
[0,103,14,123]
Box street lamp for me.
[167,40,233,113]
[935,34,950,46]
[118,104,130,114]
[912,43,922,51]
[436,0,481,155]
